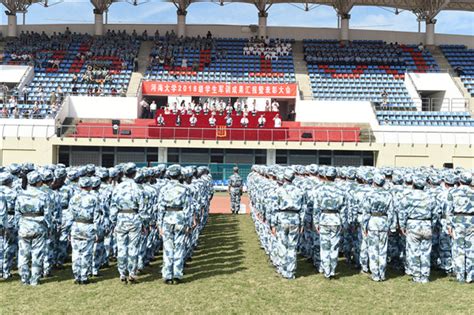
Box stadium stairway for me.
[292,41,313,100]
[429,46,474,114]
[127,41,154,96]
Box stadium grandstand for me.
[0,0,473,180]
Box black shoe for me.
[74,279,80,285]
[102,263,110,268]
[164,279,173,285]
[120,277,128,284]
[128,276,138,284]
[81,279,90,285]
[92,273,101,278]
[172,278,181,285]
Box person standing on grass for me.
[110,163,147,284]
[157,165,193,285]
[228,167,243,215]
[68,177,100,285]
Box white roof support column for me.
[333,0,354,42]
[413,0,451,46]
[6,11,17,37]
[255,0,272,39]
[177,8,187,37]
[90,0,114,36]
[258,11,268,38]
[173,0,191,37]
[94,9,104,36]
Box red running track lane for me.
[210,194,250,214]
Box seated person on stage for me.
[190,114,198,127]
[258,114,266,128]
[157,113,165,126]
[273,113,282,128]
[251,101,257,116]
[209,114,217,127]
[164,105,171,115]
[240,115,249,128]
[265,100,271,111]
[226,115,233,127]
[271,99,280,112]
[176,114,182,127]
[195,103,202,115]
[203,102,210,115]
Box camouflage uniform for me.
[110,163,147,282]
[228,171,243,214]
[158,165,193,283]
[15,172,52,286]
[362,174,396,281]
[0,173,18,279]
[0,194,6,279]
[400,177,437,283]
[68,178,101,283]
[312,169,347,279]
[271,169,304,279]
[445,173,473,283]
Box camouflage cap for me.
[373,172,386,186]
[283,168,295,182]
[90,176,101,188]
[459,172,472,185]
[40,169,54,182]
[168,164,181,177]
[79,177,92,188]
[123,162,137,175]
[7,163,21,174]
[325,166,337,179]
[27,171,42,185]
[0,172,14,185]
[67,170,80,180]
[134,172,145,184]
[413,175,426,189]
[54,168,67,179]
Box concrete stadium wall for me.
[1,24,472,47]
[65,96,139,120]
[295,100,379,127]
[1,137,472,169]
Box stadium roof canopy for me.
[1,0,473,40]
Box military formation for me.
[248,165,473,283]
[0,162,213,286]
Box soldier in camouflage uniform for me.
[445,172,473,283]
[0,190,6,279]
[68,177,101,284]
[0,173,18,279]
[110,163,147,284]
[271,168,304,279]
[312,167,347,279]
[400,175,437,283]
[158,165,193,284]
[362,173,396,281]
[15,171,52,286]
[228,167,243,215]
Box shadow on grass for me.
[183,214,247,282]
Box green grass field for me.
[1,214,472,314]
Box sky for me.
[0,1,473,36]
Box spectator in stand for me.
[240,115,249,128]
[2,106,9,118]
[13,107,20,119]
[31,103,40,119]
[140,99,149,119]
[21,86,29,104]
[226,114,233,127]
[181,57,188,68]
[258,114,266,128]
[176,114,181,127]
[150,101,157,119]
[56,85,64,102]
[381,89,388,108]
[8,96,17,115]
[189,114,198,127]
[209,114,216,127]
[273,113,282,128]
[50,91,57,106]
[157,113,165,126]
[271,99,280,112]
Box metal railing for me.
[0,123,472,146]
[376,97,470,112]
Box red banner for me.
[142,81,297,98]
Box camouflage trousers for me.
[2,227,17,278]
[137,230,148,270]
[161,222,186,280]
[71,236,94,281]
[354,224,369,272]
[312,231,321,270]
[342,224,355,264]
[18,234,46,285]
[115,224,141,278]
[319,225,341,278]
[92,230,105,276]
[42,230,55,275]
[451,223,473,283]
[104,230,116,263]
[367,230,388,281]
[274,219,299,279]
[0,232,4,278]
[146,227,160,263]
[387,232,402,269]
[438,220,453,273]
[230,190,242,214]
[57,225,70,266]
[406,224,432,283]
[299,216,314,259]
